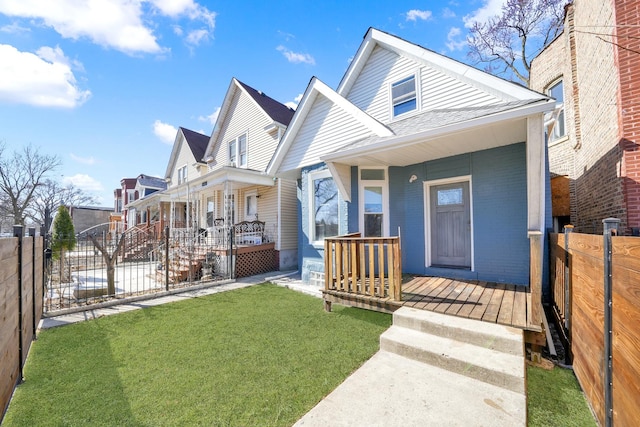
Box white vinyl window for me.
[547,79,566,141]
[359,168,389,237]
[228,133,247,167]
[206,197,215,227]
[309,169,339,244]
[245,191,258,220]
[177,165,187,185]
[391,74,417,117]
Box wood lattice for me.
[235,247,277,278]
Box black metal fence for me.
[44,224,234,314]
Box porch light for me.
[409,174,418,183]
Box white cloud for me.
[0,0,217,55]
[153,120,178,144]
[446,27,467,51]
[70,153,96,165]
[150,0,216,47]
[442,7,456,19]
[0,0,163,55]
[284,93,304,110]
[62,174,104,192]
[277,30,296,42]
[464,0,505,28]
[406,9,432,22]
[185,28,209,46]
[276,45,315,65]
[0,21,30,33]
[0,44,91,108]
[198,106,220,125]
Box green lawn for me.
[3,283,597,426]
[3,284,392,426]
[527,364,597,426]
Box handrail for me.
[324,234,402,301]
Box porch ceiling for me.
[324,119,526,167]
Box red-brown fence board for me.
[611,237,640,426]
[550,232,640,426]
[0,239,19,419]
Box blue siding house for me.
[268,28,555,289]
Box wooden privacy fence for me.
[550,219,640,427]
[324,233,402,306]
[0,226,45,422]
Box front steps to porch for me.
[295,306,526,426]
[380,306,525,394]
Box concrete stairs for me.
[380,306,525,395]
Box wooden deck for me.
[324,276,536,331]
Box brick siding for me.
[530,0,637,233]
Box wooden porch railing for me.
[324,233,402,301]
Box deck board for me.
[324,276,535,330]
[469,283,495,320]
[456,281,486,318]
[482,283,506,323]
[445,281,476,316]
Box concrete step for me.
[393,306,523,356]
[380,325,525,394]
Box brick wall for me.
[531,0,626,233]
[615,1,640,231]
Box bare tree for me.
[30,179,98,228]
[89,232,126,295]
[466,0,566,86]
[0,143,61,226]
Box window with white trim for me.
[309,170,339,243]
[245,191,258,220]
[228,133,247,167]
[206,197,215,227]
[359,168,388,237]
[391,75,417,117]
[177,165,187,184]
[547,79,565,141]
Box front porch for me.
[323,234,543,333]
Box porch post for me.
[526,114,545,333]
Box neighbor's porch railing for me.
[324,233,402,301]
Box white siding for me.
[208,87,279,173]
[345,45,502,124]
[278,178,298,250]
[279,94,374,172]
[168,137,201,190]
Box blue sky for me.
[0,0,505,207]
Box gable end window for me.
[391,75,417,117]
[177,165,187,184]
[547,80,565,141]
[228,133,248,167]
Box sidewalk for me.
[40,270,319,330]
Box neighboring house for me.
[123,174,167,229]
[530,0,640,234]
[196,78,298,270]
[118,177,138,230]
[127,127,209,237]
[154,79,298,270]
[269,28,555,288]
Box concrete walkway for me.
[294,350,525,427]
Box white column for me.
[526,114,546,233]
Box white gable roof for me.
[339,28,542,102]
[267,77,392,178]
[204,78,294,163]
[269,28,553,180]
